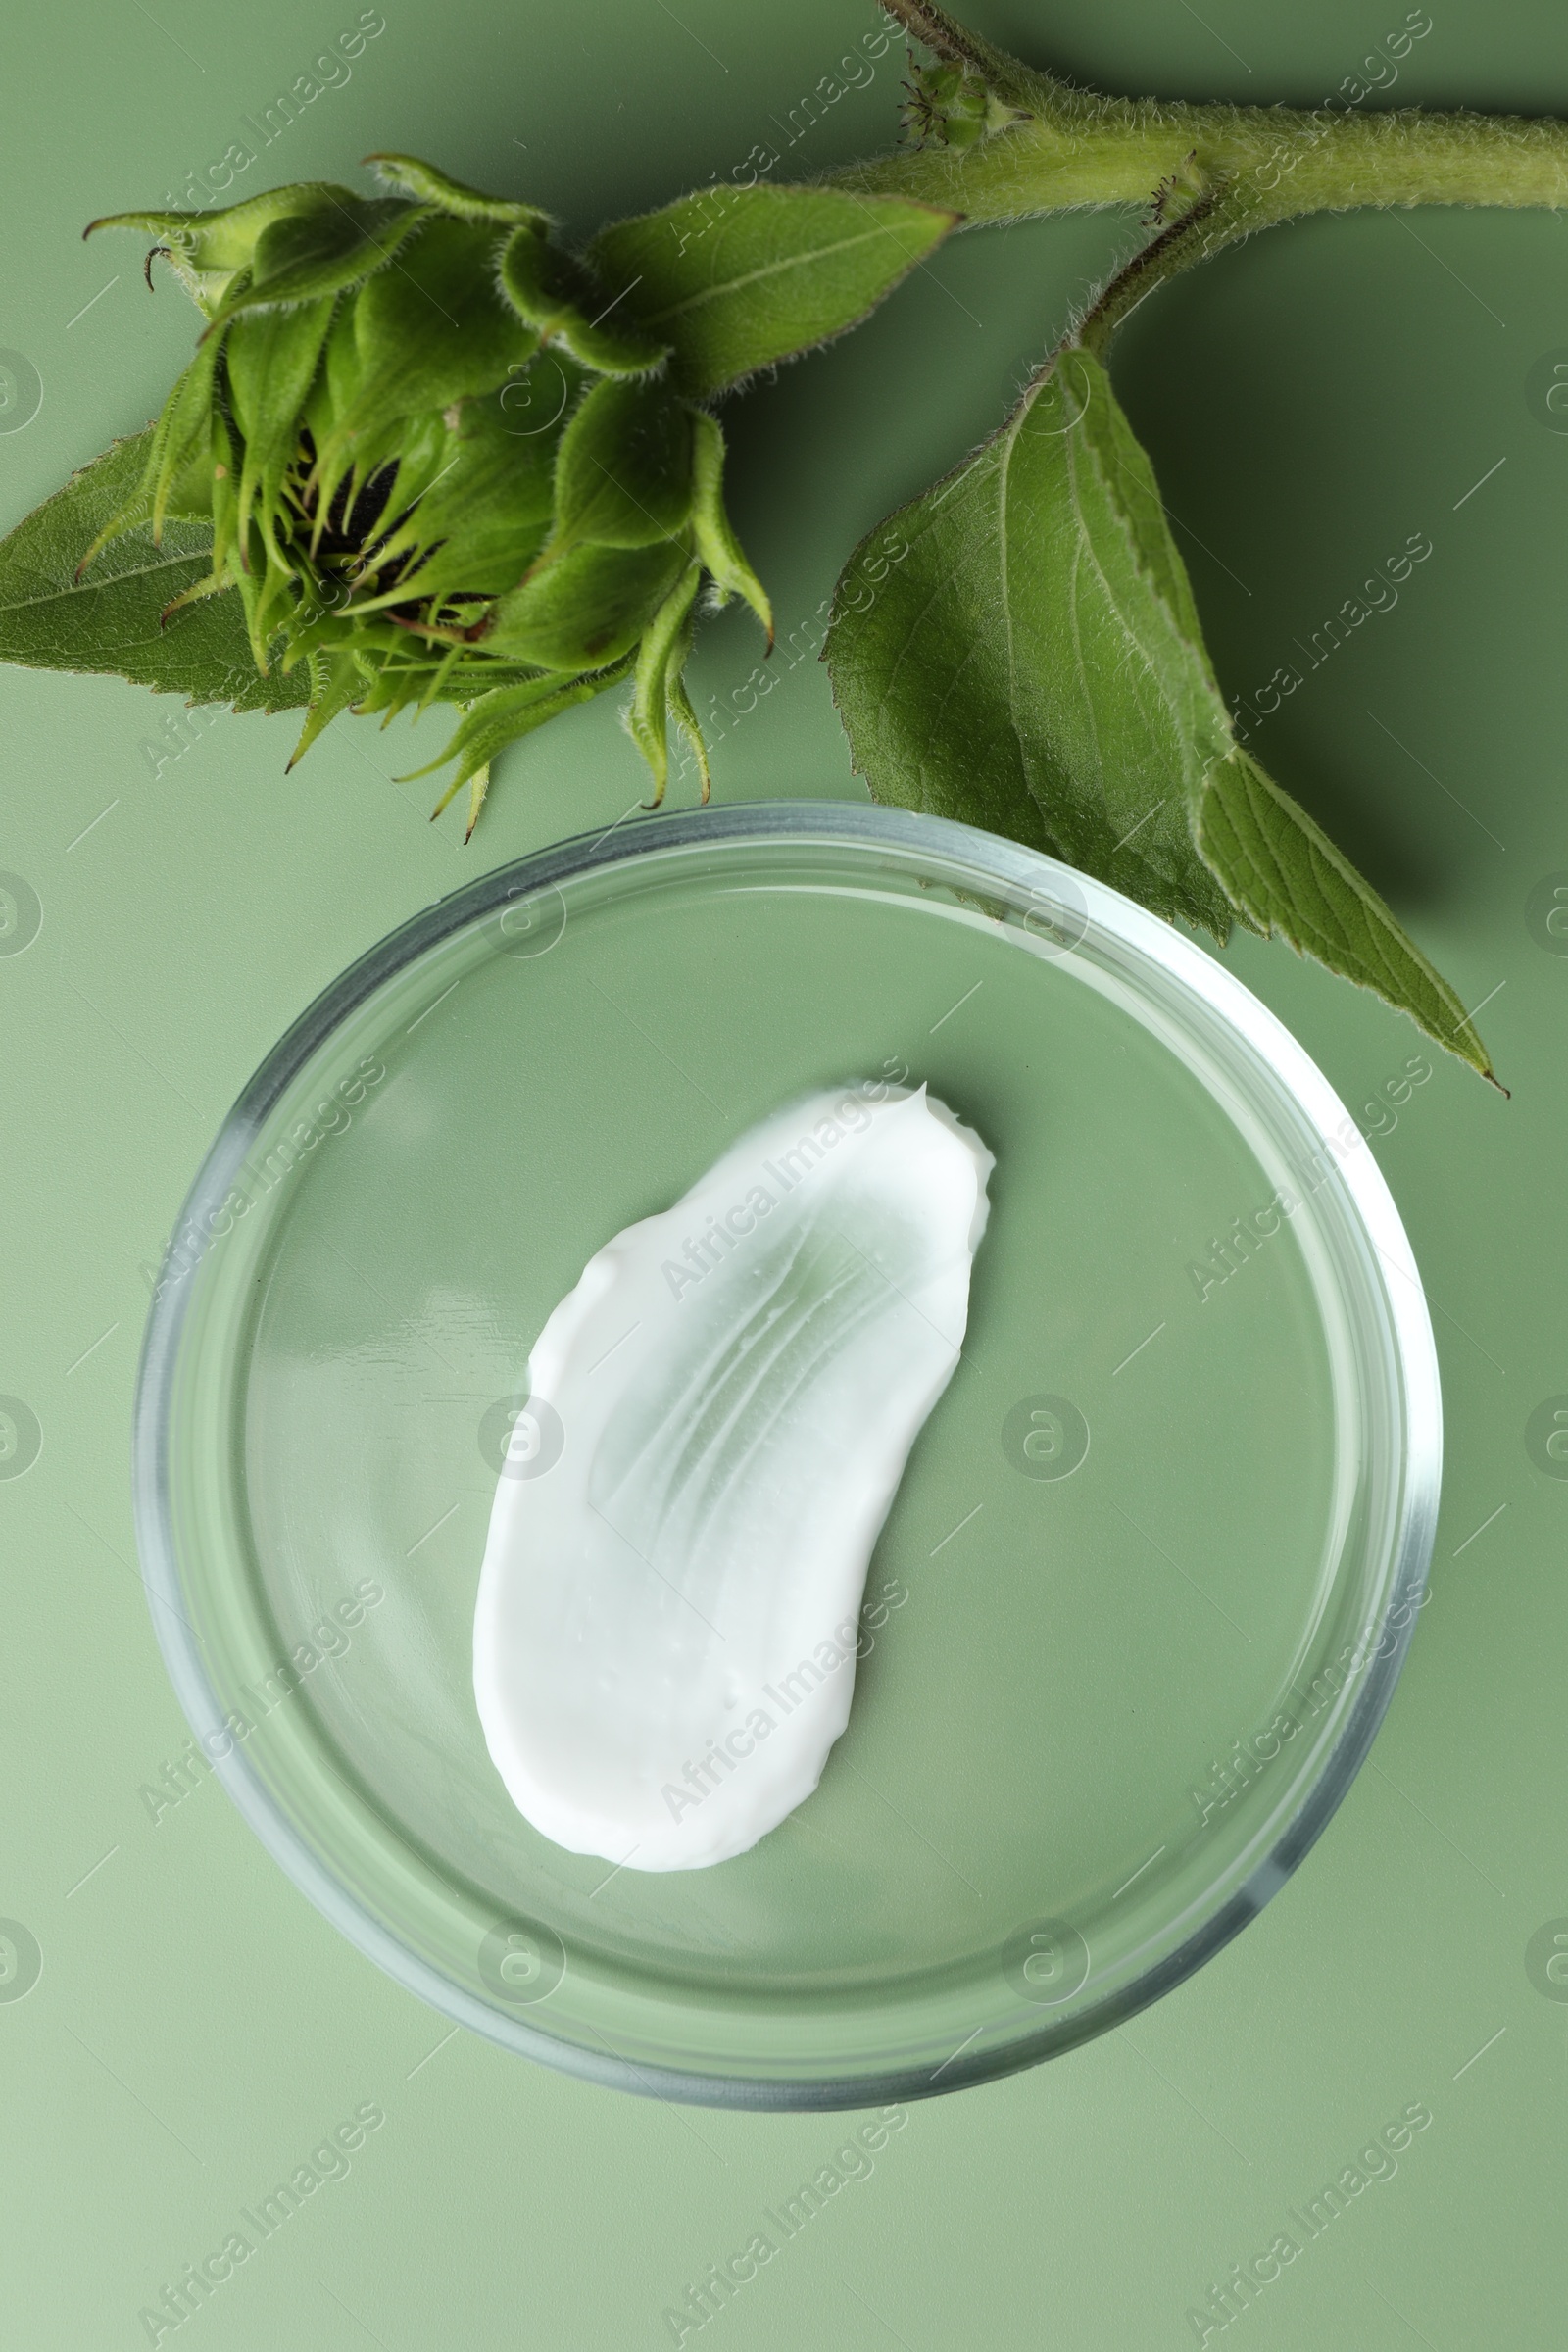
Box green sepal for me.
[244,547,303,669]
[74,326,228,573]
[363,153,552,230]
[207,400,243,588]
[466,770,492,837]
[484,539,688,670]
[74,283,251,576]
[628,559,702,802]
[401,659,635,803]
[364,386,565,607]
[288,650,367,769]
[85,185,353,316]
[316,217,539,490]
[665,659,710,804]
[302,301,371,535]
[320,292,367,419]
[216,195,429,319]
[224,297,334,555]
[156,564,231,631]
[690,409,771,643]
[547,376,694,554]
[498,226,670,375]
[154,349,222,544]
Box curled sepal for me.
[85,186,352,316]
[665,661,711,805]
[364,153,551,231]
[402,660,636,809]
[690,410,771,645]
[547,376,694,554]
[214,196,429,321]
[460,766,491,840]
[498,227,671,376]
[288,651,367,770]
[628,560,703,804]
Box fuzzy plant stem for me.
[833,0,1568,231]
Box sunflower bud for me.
[900,61,992,150]
[84,155,771,835]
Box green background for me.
[2,0,1563,2343]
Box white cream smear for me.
[473,1082,993,1871]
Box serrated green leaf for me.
[827,350,1233,934]
[1196,746,1494,1078]
[587,186,958,399]
[827,345,1490,1074]
[498,227,670,375]
[548,376,693,553]
[0,431,307,712]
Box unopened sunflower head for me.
[84,155,771,836]
[900,60,990,149]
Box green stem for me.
[831,3,1568,229]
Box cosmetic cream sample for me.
[472,1081,993,1871]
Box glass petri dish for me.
[132,801,1439,2109]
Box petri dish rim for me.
[131,799,1441,2109]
